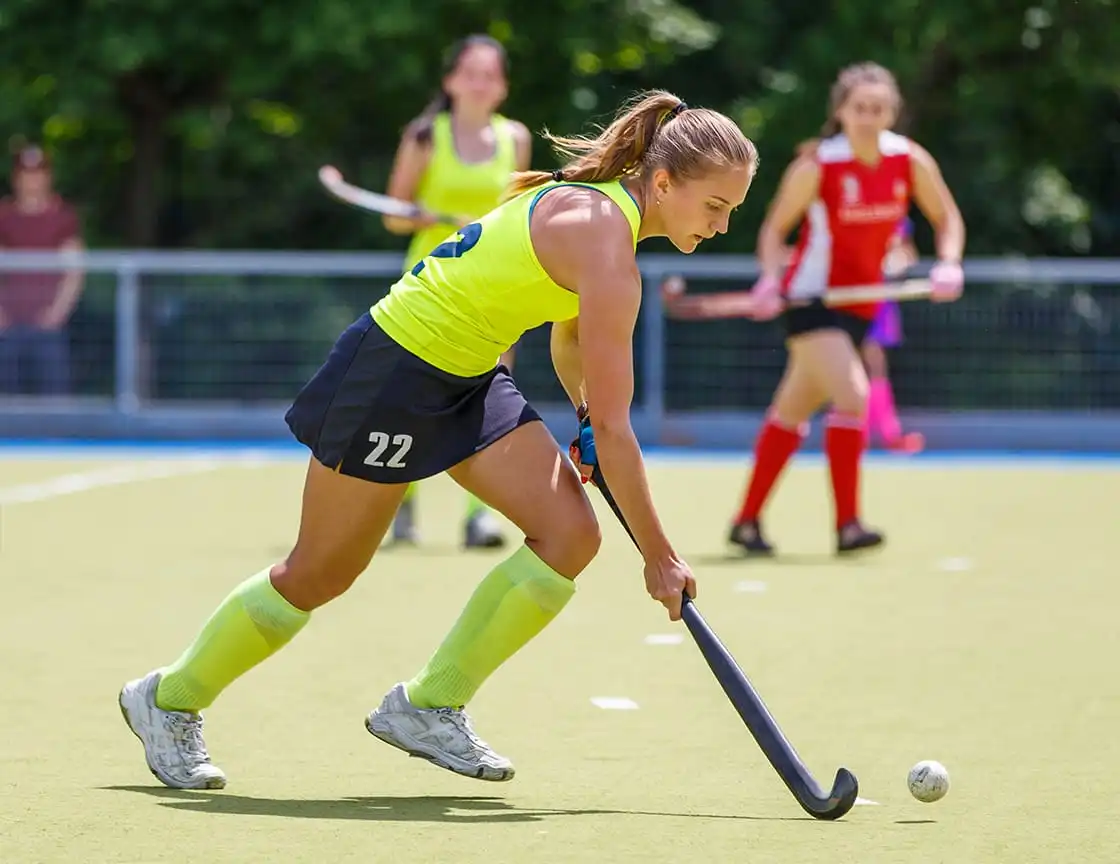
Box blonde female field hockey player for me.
[119,90,759,790]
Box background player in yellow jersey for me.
[382,34,533,549]
[119,90,758,789]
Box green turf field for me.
[2,452,1118,863]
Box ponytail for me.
[408,92,452,145]
[504,90,686,199]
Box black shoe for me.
[836,520,884,554]
[728,520,775,556]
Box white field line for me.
[0,459,226,506]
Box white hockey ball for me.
[907,760,949,803]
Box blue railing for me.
[1,251,1119,450]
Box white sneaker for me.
[119,671,227,789]
[365,682,514,781]
[464,510,506,549]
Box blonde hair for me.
[505,89,758,199]
[820,62,903,137]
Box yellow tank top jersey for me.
[405,112,519,271]
[372,180,642,377]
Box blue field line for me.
[0,438,1117,466]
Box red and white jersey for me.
[783,131,913,319]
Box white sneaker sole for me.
[365,714,514,782]
[118,681,227,790]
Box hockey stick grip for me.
[589,465,637,546]
[589,464,694,607]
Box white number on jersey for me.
[364,432,414,468]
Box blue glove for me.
[569,404,598,484]
[577,413,597,466]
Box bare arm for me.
[510,120,533,172]
[757,156,820,281]
[0,239,6,329]
[383,131,434,235]
[911,143,965,263]
[42,236,85,329]
[550,316,584,408]
[532,188,676,563]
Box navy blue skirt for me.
[285,313,540,483]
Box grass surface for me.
[2,453,1118,863]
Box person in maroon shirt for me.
[0,145,85,395]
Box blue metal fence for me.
[1,250,1118,451]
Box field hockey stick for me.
[587,462,859,821]
[663,278,932,321]
[824,278,932,305]
[318,165,461,225]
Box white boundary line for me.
[0,459,227,506]
[590,697,640,710]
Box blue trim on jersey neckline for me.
[527,180,642,227]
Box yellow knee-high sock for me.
[407,545,574,708]
[155,569,310,712]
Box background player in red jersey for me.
[790,142,925,453]
[727,62,965,555]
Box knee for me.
[531,500,602,579]
[771,388,822,427]
[833,376,869,418]
[863,345,886,378]
[270,546,370,611]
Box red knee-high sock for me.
[735,415,804,524]
[826,412,864,528]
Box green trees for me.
[2,0,1114,254]
[2,1,1116,404]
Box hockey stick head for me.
[319,164,343,187]
[802,767,859,821]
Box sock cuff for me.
[506,544,576,613]
[239,568,311,642]
[826,411,864,430]
[764,409,809,438]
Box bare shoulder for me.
[907,140,938,169]
[783,153,821,184]
[906,140,948,186]
[507,119,532,145]
[531,185,633,241]
[530,186,637,289]
[507,119,533,169]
